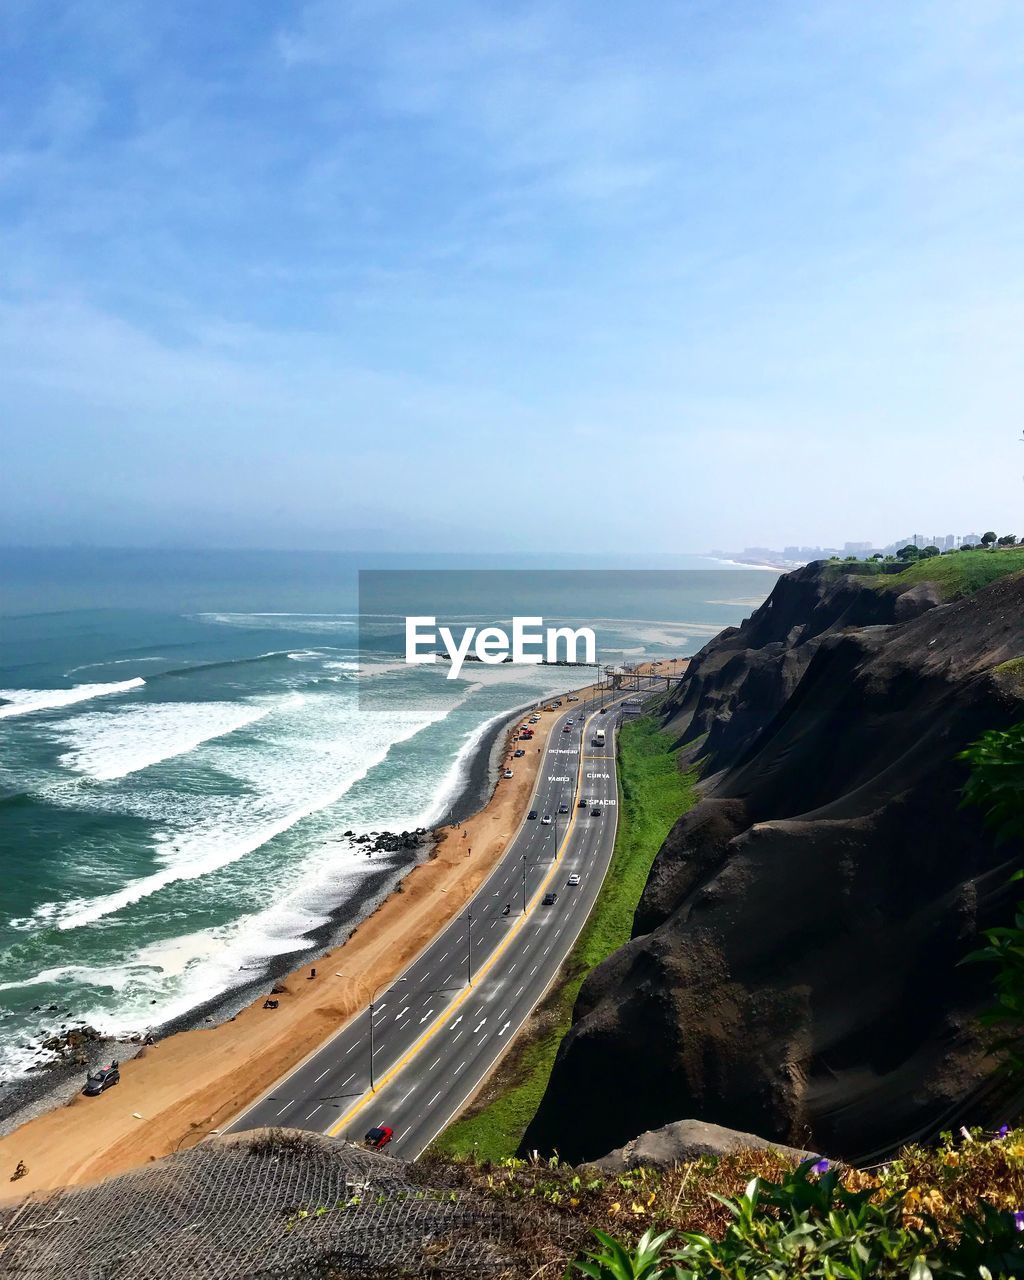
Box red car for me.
[364,1124,394,1150]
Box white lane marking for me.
[429,1090,441,1105]
[523,943,530,953]
[314,1069,330,1083]
[275,1101,292,1117]
[443,974,452,983]
[397,1127,410,1142]
[515,985,525,997]
[396,1006,410,1020]
[400,1085,416,1104]
[531,965,539,975]
[342,1072,355,1086]
[498,1021,511,1036]
[453,1030,463,1042]
[544,945,552,955]
[429,1057,440,1070]
[305,1104,322,1120]
[508,963,517,973]
[473,1017,487,1033]
[477,1034,488,1044]
[454,1061,465,1075]
[419,1008,434,1024]
[343,1044,356,1056]
[373,1003,387,1015]
[438,951,449,963]
[449,1015,463,1029]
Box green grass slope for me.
[883,547,1024,599]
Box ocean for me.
[0,548,778,1105]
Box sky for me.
[1,0,1022,554]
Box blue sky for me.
[2,0,1022,553]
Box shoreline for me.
[0,678,614,1194]
[0,699,531,1139]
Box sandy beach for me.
[0,662,687,1196]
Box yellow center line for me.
[325,705,601,1138]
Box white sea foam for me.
[67,658,167,675]
[54,698,283,782]
[38,685,474,932]
[417,696,517,828]
[197,612,358,633]
[22,851,382,1045]
[0,678,145,720]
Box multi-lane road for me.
[227,690,632,1159]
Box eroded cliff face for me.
[523,567,1024,1164]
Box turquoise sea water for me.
[0,549,778,1084]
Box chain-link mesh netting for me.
[0,1132,524,1278]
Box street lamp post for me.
[369,976,407,1091]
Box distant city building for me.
[714,530,989,566]
[783,545,840,560]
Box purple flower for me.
[811,1159,829,1174]
[998,1125,1011,1139]
[1014,1210,1024,1232]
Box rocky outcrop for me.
[523,566,1024,1164]
[662,564,902,775]
[591,1119,819,1171]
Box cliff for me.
[523,563,1024,1164]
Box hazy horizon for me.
[3,1,1023,554]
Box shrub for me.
[959,722,1024,1065]
[568,1158,1024,1279]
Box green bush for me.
[670,1160,932,1279]
[959,721,1024,1066]
[568,1160,1024,1279]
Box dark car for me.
[514,749,525,757]
[591,807,602,816]
[83,1061,120,1096]
[364,1125,394,1150]
[578,797,589,808]
[558,803,569,814]
[600,707,608,714]
[527,809,538,820]
[542,892,558,906]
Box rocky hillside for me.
[523,563,1024,1164]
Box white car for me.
[541,814,552,825]
[567,696,579,703]
[503,768,514,778]
[567,873,581,886]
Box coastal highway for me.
[226,688,640,1158]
